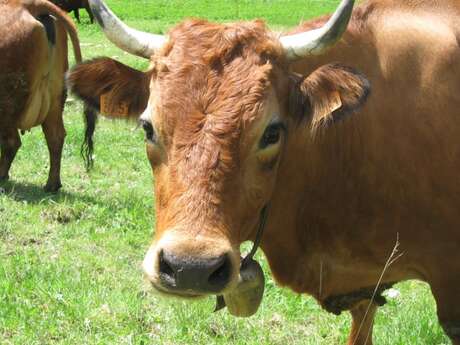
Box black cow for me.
[50,0,94,23]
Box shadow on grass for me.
[0,180,100,206]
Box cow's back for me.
[0,1,69,130]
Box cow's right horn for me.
[280,0,355,60]
[88,0,166,59]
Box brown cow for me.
[49,0,94,24]
[67,0,460,344]
[0,0,84,192]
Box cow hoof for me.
[44,182,62,193]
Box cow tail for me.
[81,104,97,171]
[26,0,83,63]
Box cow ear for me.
[290,63,370,131]
[66,58,150,120]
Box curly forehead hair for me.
[160,19,285,66]
[151,19,288,144]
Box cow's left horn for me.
[280,0,355,60]
[88,0,166,59]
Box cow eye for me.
[140,119,156,143]
[260,122,284,149]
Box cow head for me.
[68,0,369,304]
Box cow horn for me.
[88,0,166,59]
[280,0,355,60]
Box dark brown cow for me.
[0,0,83,192]
[67,0,460,344]
[50,0,94,24]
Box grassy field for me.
[0,1,450,344]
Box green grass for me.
[0,1,450,344]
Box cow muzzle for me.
[143,241,265,316]
[143,206,269,316]
[157,250,233,294]
[143,231,239,297]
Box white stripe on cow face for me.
[140,100,153,123]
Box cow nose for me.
[158,250,232,293]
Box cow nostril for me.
[156,250,233,293]
[208,254,232,289]
[158,250,175,284]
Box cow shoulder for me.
[67,57,150,119]
[290,63,370,131]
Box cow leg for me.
[431,281,460,345]
[347,300,377,345]
[41,108,66,193]
[0,128,21,181]
[73,9,80,24]
[85,5,94,23]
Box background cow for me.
[0,0,85,192]
[68,0,460,344]
[50,0,94,24]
